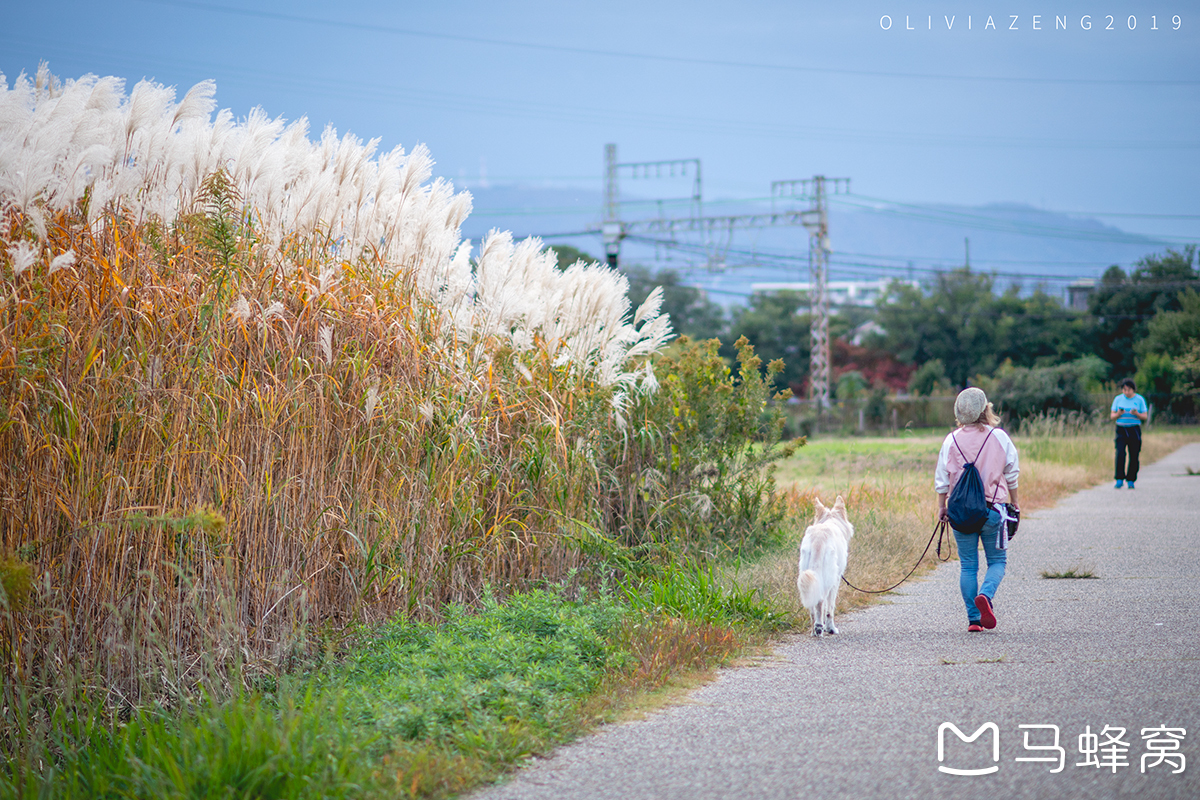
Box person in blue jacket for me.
[1111,378,1148,488]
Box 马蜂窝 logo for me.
[937,722,1186,777]
[938,722,1000,776]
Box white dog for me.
[797,496,854,637]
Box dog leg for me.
[824,587,839,635]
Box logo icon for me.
[939,722,1000,776]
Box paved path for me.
[469,443,1200,800]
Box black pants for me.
[1114,425,1142,482]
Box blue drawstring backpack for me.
[947,429,995,534]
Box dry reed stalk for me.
[0,205,607,703]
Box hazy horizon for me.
[4,1,1197,268]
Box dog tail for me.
[799,569,822,608]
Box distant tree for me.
[876,269,1002,387]
[1134,286,1200,417]
[1133,245,1199,283]
[832,339,914,392]
[1088,246,1200,379]
[835,370,867,401]
[1135,352,1180,417]
[543,244,599,270]
[1137,288,1200,362]
[907,358,951,396]
[992,287,1090,367]
[864,385,890,425]
[1172,342,1200,413]
[620,265,726,342]
[828,305,876,343]
[878,267,1091,388]
[982,358,1105,423]
[728,290,810,394]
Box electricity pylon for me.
[603,144,701,268]
[772,176,850,410]
[603,144,848,409]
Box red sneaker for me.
[968,623,984,632]
[975,595,997,629]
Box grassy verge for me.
[4,568,784,800]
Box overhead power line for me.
[133,0,1200,87]
[9,31,1198,152]
[621,234,1125,283]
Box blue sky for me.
[3,1,1198,246]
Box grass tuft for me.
[1040,567,1098,579]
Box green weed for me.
[3,687,364,800]
[1041,567,1098,579]
[620,562,786,629]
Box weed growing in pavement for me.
[1040,567,1098,579]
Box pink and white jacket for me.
[934,424,1020,504]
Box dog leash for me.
[840,519,952,594]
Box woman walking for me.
[935,388,1021,632]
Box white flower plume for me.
[48,249,75,274]
[0,67,674,390]
[7,242,37,277]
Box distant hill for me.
[459,185,1179,306]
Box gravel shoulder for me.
[468,442,1200,800]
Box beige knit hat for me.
[954,387,989,426]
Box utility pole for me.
[601,145,849,409]
[603,144,620,267]
[772,176,850,411]
[810,177,833,412]
[602,143,702,269]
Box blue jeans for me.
[953,508,1005,622]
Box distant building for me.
[848,320,886,346]
[748,279,913,312]
[1066,279,1095,311]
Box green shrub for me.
[3,689,364,800]
[1136,351,1183,418]
[601,336,802,554]
[864,386,890,426]
[984,357,1104,424]
[835,370,867,401]
[907,358,951,396]
[3,588,630,800]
